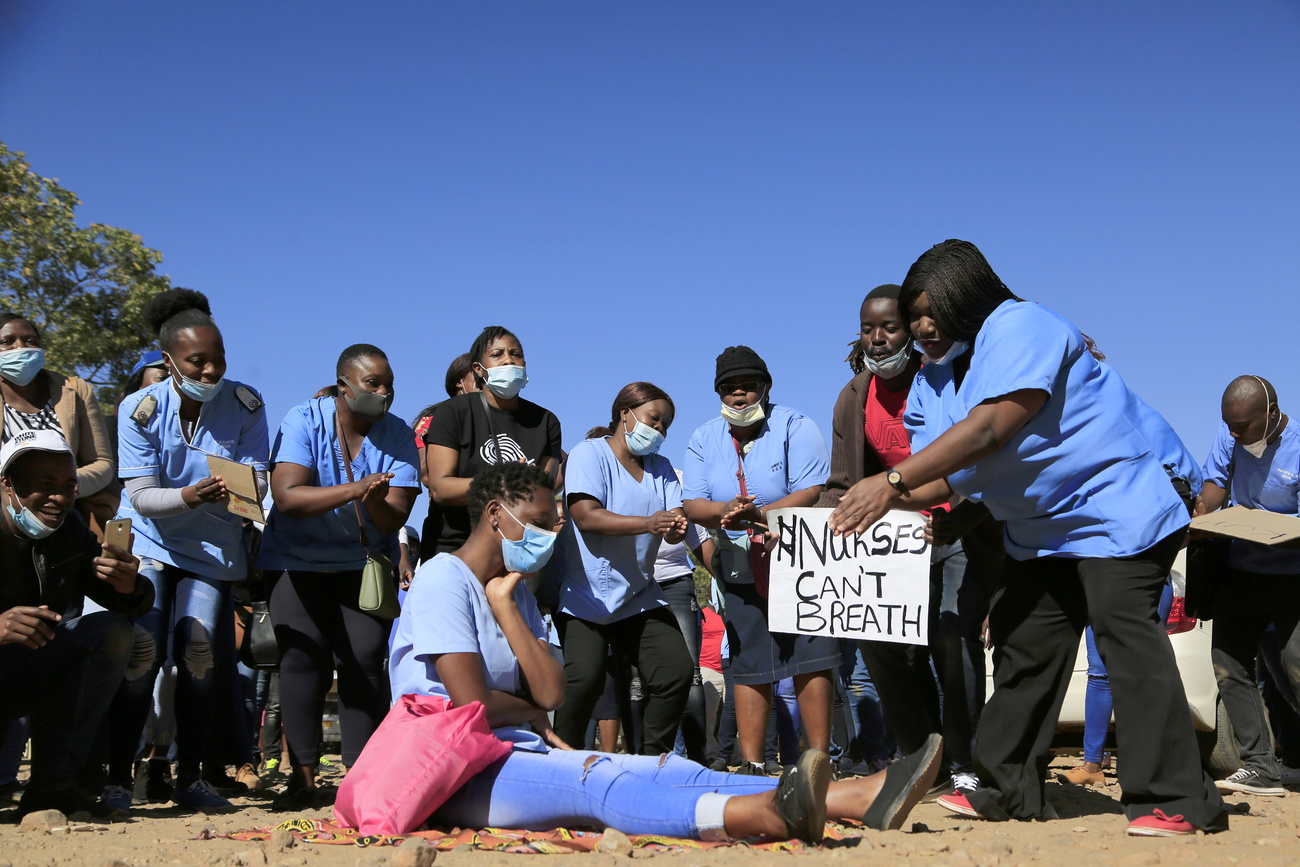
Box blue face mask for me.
[165,354,225,403]
[497,503,557,574]
[623,409,665,456]
[0,347,45,387]
[481,364,529,399]
[915,340,969,367]
[6,491,59,540]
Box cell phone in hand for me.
[105,518,132,553]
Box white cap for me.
[0,429,73,476]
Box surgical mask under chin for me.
[0,347,45,386]
[165,354,224,403]
[863,344,913,379]
[916,340,969,367]
[6,493,58,540]
[341,377,392,421]
[720,388,768,427]
[497,503,557,573]
[482,364,529,399]
[623,411,665,456]
[1243,413,1282,459]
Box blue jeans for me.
[1082,579,1174,764]
[661,575,707,763]
[839,641,894,763]
[435,749,776,838]
[107,561,235,783]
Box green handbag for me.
[339,416,401,620]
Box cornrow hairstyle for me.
[0,312,39,339]
[844,284,904,374]
[899,240,1017,344]
[588,381,675,439]
[336,343,387,379]
[443,353,473,398]
[141,288,217,352]
[467,462,554,528]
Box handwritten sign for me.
[1191,505,1300,549]
[767,507,930,646]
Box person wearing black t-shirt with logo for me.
[424,326,563,556]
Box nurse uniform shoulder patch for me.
[132,394,158,425]
[234,385,264,412]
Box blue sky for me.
[2,1,1298,527]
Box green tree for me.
[0,141,169,409]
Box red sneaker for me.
[936,791,984,819]
[1126,809,1195,837]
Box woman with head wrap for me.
[829,240,1226,837]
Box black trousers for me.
[1211,567,1300,780]
[968,531,1228,830]
[553,607,693,756]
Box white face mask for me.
[720,386,768,427]
[863,343,913,379]
[1242,377,1282,459]
[915,340,969,367]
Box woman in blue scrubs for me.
[829,239,1226,837]
[260,343,420,808]
[683,346,838,774]
[550,381,694,754]
[116,289,271,812]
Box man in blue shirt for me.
[1196,375,1300,797]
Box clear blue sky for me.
[2,1,1298,527]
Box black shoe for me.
[763,760,784,776]
[707,758,729,774]
[862,733,943,832]
[732,761,767,776]
[0,779,23,804]
[132,758,173,804]
[201,768,249,796]
[18,787,126,821]
[272,781,335,812]
[774,750,830,844]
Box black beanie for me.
[714,345,771,389]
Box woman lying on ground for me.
[388,462,943,842]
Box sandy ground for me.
[2,755,1299,867]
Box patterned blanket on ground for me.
[220,817,869,853]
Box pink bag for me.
[334,694,512,835]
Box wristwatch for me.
[886,469,910,498]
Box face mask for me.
[0,347,45,386]
[1242,378,1282,459]
[481,364,529,399]
[164,354,224,403]
[623,410,665,456]
[497,503,557,573]
[720,386,768,427]
[6,490,59,540]
[863,343,913,379]
[916,340,969,367]
[341,376,392,422]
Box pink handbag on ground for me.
[334,694,512,835]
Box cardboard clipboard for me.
[1190,505,1300,549]
[206,456,266,524]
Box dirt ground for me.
[2,755,1299,867]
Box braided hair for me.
[467,462,554,528]
[142,288,217,351]
[899,240,1105,360]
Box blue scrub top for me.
[909,300,1195,561]
[116,378,270,581]
[258,397,420,572]
[389,553,549,752]
[556,437,681,625]
[682,403,829,583]
[1202,418,1300,574]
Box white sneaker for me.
[951,772,979,792]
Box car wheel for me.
[1198,697,1242,779]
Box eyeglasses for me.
[717,380,761,395]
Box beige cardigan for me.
[0,369,116,496]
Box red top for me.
[700,606,725,673]
[863,375,912,471]
[413,413,432,450]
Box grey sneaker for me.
[1216,768,1284,796]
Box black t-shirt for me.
[422,392,563,553]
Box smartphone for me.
[105,518,132,553]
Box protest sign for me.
[766,507,930,646]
